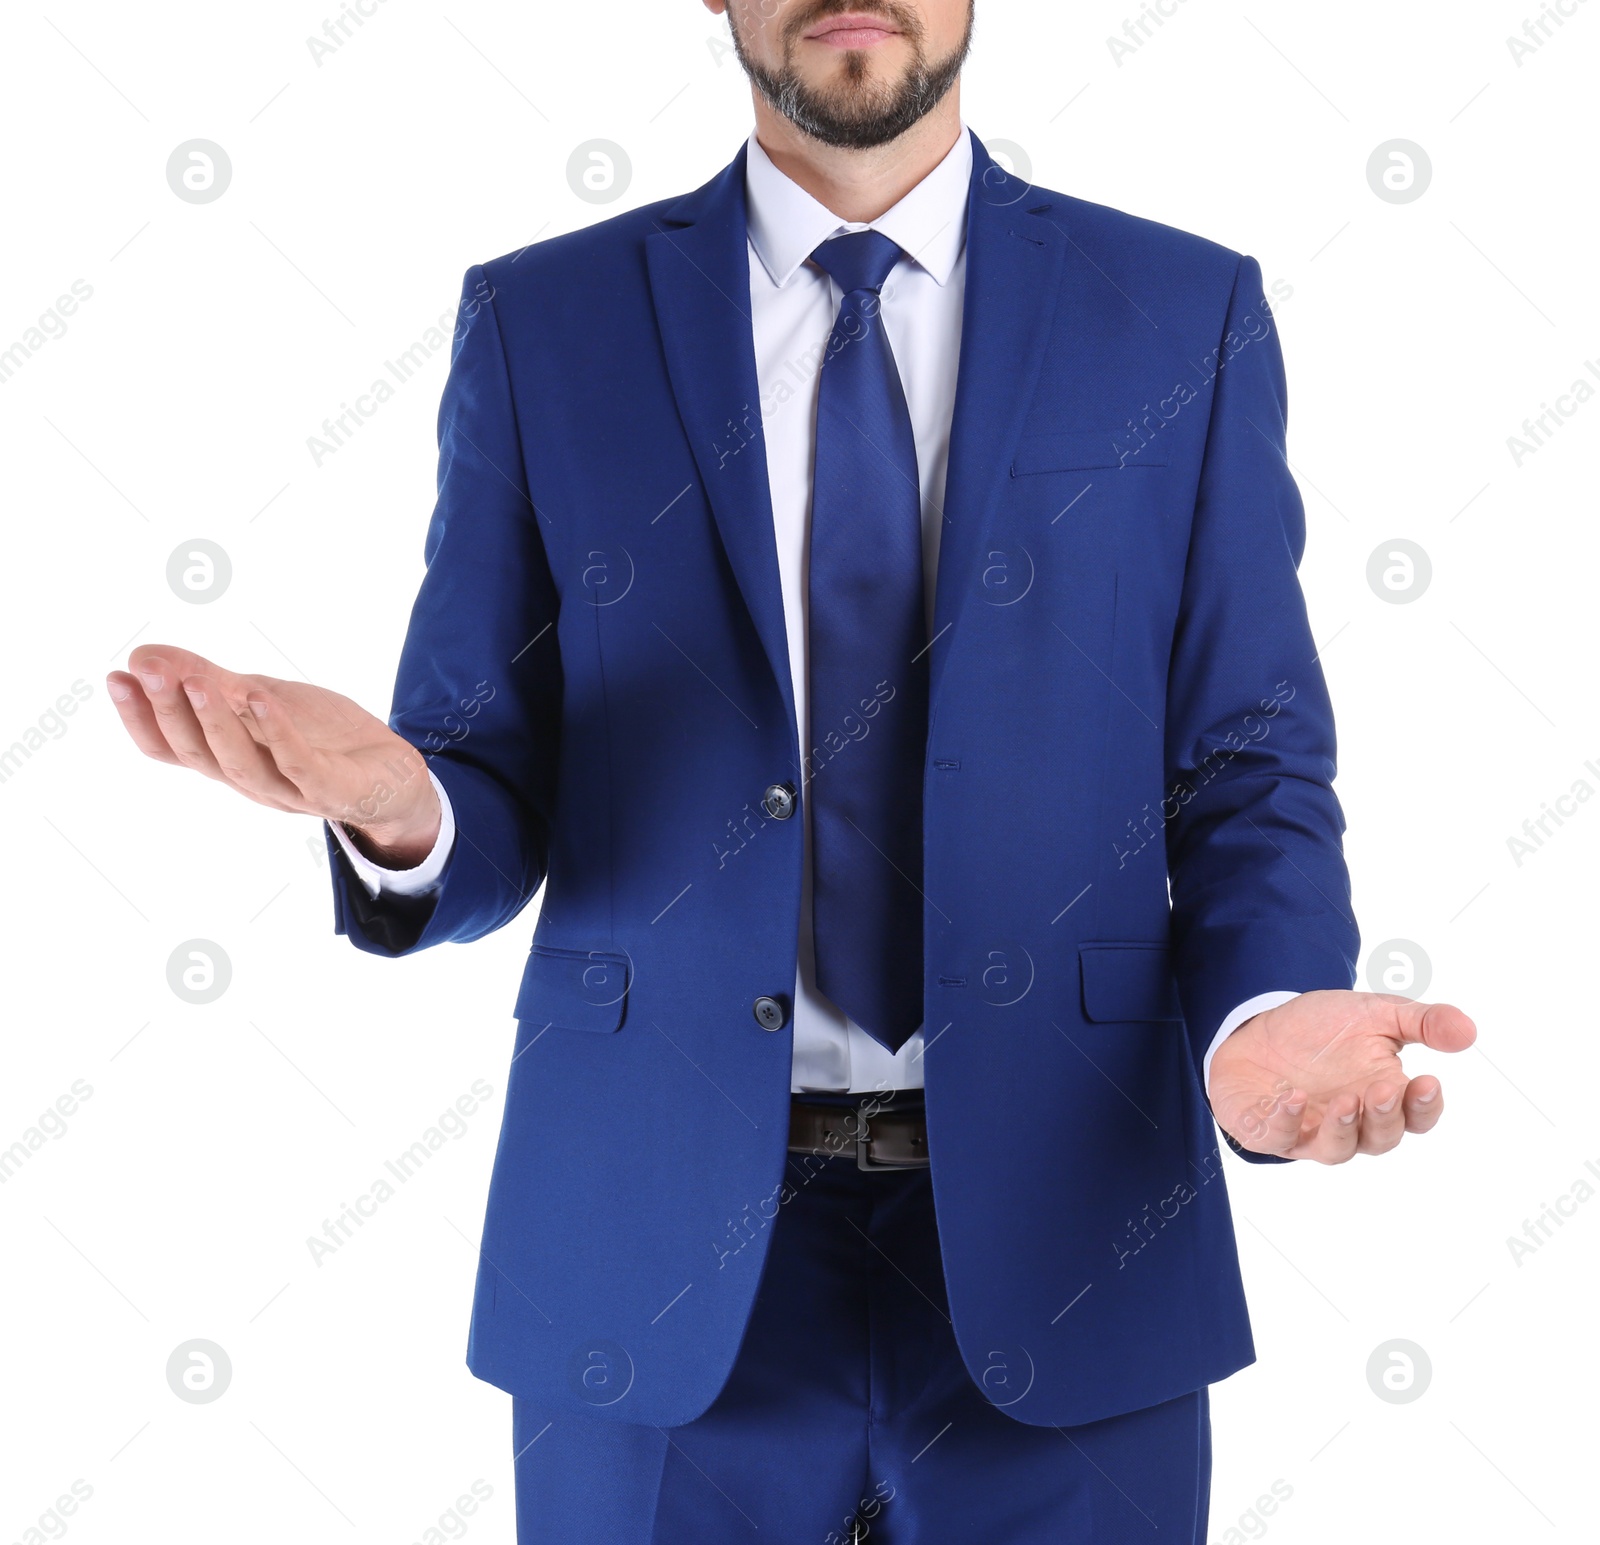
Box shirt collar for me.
[744,126,971,290]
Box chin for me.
[808,59,903,104]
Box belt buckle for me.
[854,1110,908,1172]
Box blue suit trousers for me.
[511,1143,1211,1543]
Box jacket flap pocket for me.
[514,944,631,1033]
[1079,943,1182,1023]
[1011,430,1169,475]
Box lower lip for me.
[808,25,898,48]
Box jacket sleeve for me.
[328,263,561,957]
[1164,254,1360,1152]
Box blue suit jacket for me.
[328,131,1359,1429]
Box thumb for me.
[1385,997,1477,1054]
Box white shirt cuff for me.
[326,768,455,899]
[1203,990,1301,1097]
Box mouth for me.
[803,12,902,49]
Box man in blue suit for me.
[109,0,1477,1538]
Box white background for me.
[2,1,1596,1540]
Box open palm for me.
[108,643,439,859]
[1209,989,1476,1164]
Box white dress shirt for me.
[330,126,1294,1095]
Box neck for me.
[750,91,963,224]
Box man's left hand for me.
[1208,990,1477,1163]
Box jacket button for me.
[762,782,797,820]
[752,995,788,1031]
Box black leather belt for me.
[788,1094,929,1171]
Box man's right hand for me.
[107,644,442,868]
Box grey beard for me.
[731,11,972,151]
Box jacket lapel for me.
[644,148,798,750]
[928,131,1070,712]
[643,134,1076,741]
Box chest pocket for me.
[1011,430,1169,475]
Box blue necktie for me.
[806,230,929,1054]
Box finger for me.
[1290,1091,1361,1165]
[1402,1075,1444,1135]
[1384,998,1478,1054]
[122,654,229,779]
[1227,1084,1307,1157]
[128,642,243,696]
[106,672,182,764]
[181,675,305,811]
[132,644,283,754]
[1355,1081,1406,1156]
